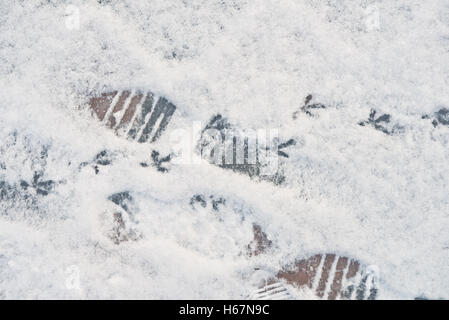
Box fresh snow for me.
[0,0,448,299]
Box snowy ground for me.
[1,0,449,299]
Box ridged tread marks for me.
[253,253,378,300]
[251,281,295,300]
[89,90,176,143]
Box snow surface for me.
[1,0,449,299]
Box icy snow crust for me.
[1,0,449,299]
